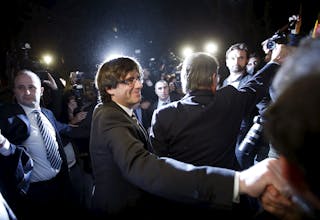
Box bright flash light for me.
[104,52,126,61]
[204,42,218,54]
[181,46,194,58]
[43,54,53,65]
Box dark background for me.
[0,0,319,81]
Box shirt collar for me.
[159,97,170,104]
[19,104,41,115]
[115,102,134,117]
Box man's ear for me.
[40,87,44,96]
[106,87,114,96]
[211,73,218,93]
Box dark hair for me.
[95,56,142,103]
[225,43,249,59]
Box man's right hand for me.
[238,158,289,198]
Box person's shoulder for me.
[41,107,54,115]
[153,100,181,119]
[93,102,124,120]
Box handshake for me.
[239,158,301,219]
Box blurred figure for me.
[246,53,262,75]
[61,71,88,125]
[260,37,320,219]
[141,68,157,104]
[167,74,184,99]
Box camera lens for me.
[266,40,276,50]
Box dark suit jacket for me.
[89,101,239,218]
[0,103,71,203]
[150,63,279,170]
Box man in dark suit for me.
[149,51,285,216]
[150,79,181,112]
[89,56,289,218]
[150,51,281,169]
[0,70,78,219]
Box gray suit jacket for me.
[89,101,236,217]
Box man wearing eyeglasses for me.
[89,56,290,219]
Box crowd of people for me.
[1,15,320,219]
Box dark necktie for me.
[33,110,62,170]
[131,113,148,141]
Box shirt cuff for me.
[233,171,240,203]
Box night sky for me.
[1,0,319,79]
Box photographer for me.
[262,14,302,62]
[61,71,88,125]
[237,20,299,170]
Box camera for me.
[265,15,299,51]
[236,115,265,169]
[238,116,264,153]
[266,31,288,50]
[72,83,84,107]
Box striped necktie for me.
[33,110,62,170]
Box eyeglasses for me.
[118,76,143,86]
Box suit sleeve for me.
[100,111,236,209]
